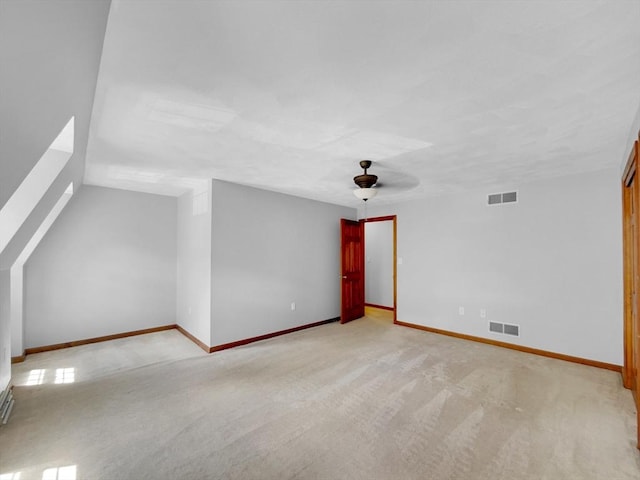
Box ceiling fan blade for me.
[373,170,420,191]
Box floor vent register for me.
[0,386,15,425]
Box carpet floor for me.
[1,311,639,479]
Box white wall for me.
[365,220,394,308]
[210,180,356,346]
[9,266,23,358]
[367,168,623,365]
[9,184,75,357]
[0,0,110,390]
[0,270,11,390]
[24,186,177,348]
[176,182,212,347]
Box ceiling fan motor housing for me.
[354,160,378,188]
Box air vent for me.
[489,321,520,337]
[488,191,517,205]
[0,386,14,425]
[488,194,502,205]
[503,324,519,336]
[502,191,517,203]
[489,321,503,333]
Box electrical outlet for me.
[480,309,486,318]
[291,302,296,311]
[458,306,464,315]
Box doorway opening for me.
[339,215,397,324]
[364,216,397,323]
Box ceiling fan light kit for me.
[353,187,377,201]
[353,160,378,201]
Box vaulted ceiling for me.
[84,0,640,206]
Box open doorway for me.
[340,215,397,324]
[364,216,397,322]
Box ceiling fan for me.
[352,159,420,202]
[353,160,378,201]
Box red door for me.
[341,219,365,323]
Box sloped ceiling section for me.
[0,0,111,209]
[85,0,640,206]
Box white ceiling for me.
[84,0,640,207]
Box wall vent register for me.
[489,321,520,337]
[488,191,517,205]
[0,386,14,425]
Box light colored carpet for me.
[1,311,639,480]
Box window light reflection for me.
[26,369,45,386]
[0,472,22,480]
[54,368,75,384]
[42,465,76,480]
